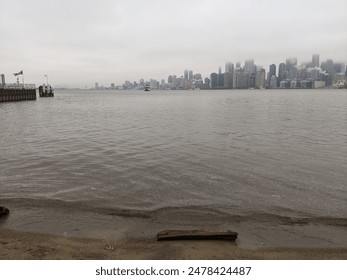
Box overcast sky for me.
[1,0,346,87]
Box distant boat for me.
[39,84,54,97]
[144,84,150,91]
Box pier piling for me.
[0,87,36,102]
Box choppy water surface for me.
[1,89,346,247]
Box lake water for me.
[1,89,346,248]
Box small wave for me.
[2,198,345,228]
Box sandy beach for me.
[1,229,346,260]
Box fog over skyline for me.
[1,0,346,87]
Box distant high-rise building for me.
[321,61,327,72]
[1,74,5,85]
[269,75,277,89]
[210,73,218,88]
[268,64,276,86]
[298,67,308,80]
[204,77,210,87]
[168,75,173,84]
[188,70,193,80]
[278,63,286,85]
[334,63,344,74]
[111,83,115,88]
[150,79,159,89]
[286,57,297,70]
[224,72,233,89]
[124,81,132,89]
[184,70,189,80]
[312,54,320,68]
[218,73,224,88]
[176,77,183,88]
[324,59,335,86]
[255,69,266,89]
[225,62,234,73]
[95,82,99,89]
[172,75,177,87]
[269,64,276,79]
[224,62,234,89]
[288,67,298,80]
[233,68,241,89]
[235,72,250,89]
[308,68,320,81]
[249,73,256,88]
[285,58,297,82]
[244,59,255,74]
[194,73,202,80]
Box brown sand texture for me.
[1,229,346,260]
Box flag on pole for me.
[13,70,23,76]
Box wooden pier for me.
[0,87,36,102]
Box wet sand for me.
[1,229,346,260]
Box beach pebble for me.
[105,244,114,250]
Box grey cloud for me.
[1,0,346,87]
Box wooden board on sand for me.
[157,229,238,241]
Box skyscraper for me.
[225,62,234,89]
[225,62,234,73]
[255,69,266,89]
[204,77,210,87]
[172,75,177,88]
[210,73,218,89]
[184,70,189,80]
[269,64,276,79]
[269,75,277,89]
[286,57,297,70]
[312,54,320,68]
[224,72,233,89]
[235,72,250,89]
[288,67,298,80]
[268,64,276,85]
[244,59,255,74]
[278,63,286,85]
[218,73,224,88]
[194,73,202,80]
[188,70,193,80]
[325,59,335,86]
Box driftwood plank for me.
[157,229,238,241]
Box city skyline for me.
[90,53,346,90]
[1,0,347,87]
